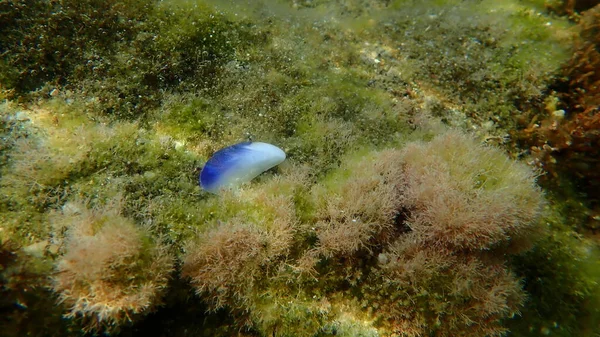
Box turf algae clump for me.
[306,130,544,337]
[397,131,544,251]
[0,101,200,335]
[180,130,546,336]
[310,149,406,259]
[51,199,174,333]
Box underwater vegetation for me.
[1,0,599,336]
[545,0,600,17]
[328,131,542,337]
[509,215,600,337]
[0,0,258,118]
[515,3,600,229]
[51,199,173,333]
[181,129,544,337]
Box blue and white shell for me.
[199,142,286,193]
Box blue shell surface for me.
[199,142,286,193]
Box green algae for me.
[509,210,600,337]
[0,0,598,336]
[0,0,152,93]
[373,0,574,132]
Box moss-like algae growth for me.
[508,206,600,336]
[1,0,599,336]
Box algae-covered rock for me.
[0,0,598,336]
